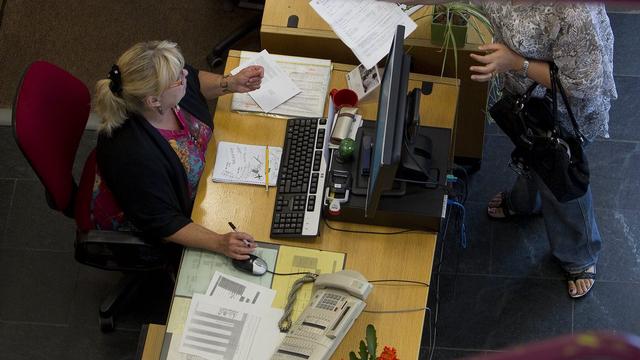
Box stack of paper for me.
[231,50,332,118]
[212,141,282,186]
[179,272,286,360]
[310,0,417,70]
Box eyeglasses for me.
[167,69,187,89]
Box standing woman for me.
[92,40,265,261]
[469,2,617,298]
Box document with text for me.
[231,51,332,118]
[309,0,417,69]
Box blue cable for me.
[447,199,468,248]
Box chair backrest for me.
[12,61,91,216]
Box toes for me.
[567,281,577,296]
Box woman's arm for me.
[165,222,256,260]
[198,66,264,100]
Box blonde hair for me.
[94,40,185,135]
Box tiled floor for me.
[0,10,639,360]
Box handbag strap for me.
[550,63,585,143]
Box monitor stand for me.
[323,120,451,232]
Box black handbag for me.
[489,63,589,203]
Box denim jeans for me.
[506,171,602,273]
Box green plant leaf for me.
[359,340,368,360]
[366,324,377,360]
[349,351,360,360]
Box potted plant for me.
[428,2,494,77]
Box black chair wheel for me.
[99,315,115,332]
[206,54,225,70]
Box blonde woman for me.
[92,40,264,260]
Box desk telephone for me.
[271,270,373,360]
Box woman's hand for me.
[469,43,525,82]
[217,231,257,260]
[229,65,264,93]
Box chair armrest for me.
[75,230,169,272]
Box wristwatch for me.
[520,58,530,78]
[220,74,232,93]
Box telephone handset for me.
[271,270,373,360]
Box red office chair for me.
[12,61,172,332]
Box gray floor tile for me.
[62,324,139,360]
[468,135,516,203]
[3,179,76,251]
[0,126,36,179]
[595,208,640,282]
[574,281,640,333]
[607,76,640,141]
[491,216,565,278]
[609,13,640,76]
[440,201,492,275]
[590,174,640,211]
[0,249,78,324]
[73,130,98,180]
[427,274,572,350]
[0,179,15,244]
[67,266,124,329]
[0,322,67,360]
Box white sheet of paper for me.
[309,0,416,69]
[230,49,301,113]
[179,294,284,360]
[231,51,332,118]
[206,271,276,309]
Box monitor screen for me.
[365,25,410,218]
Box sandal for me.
[487,192,516,220]
[566,265,596,299]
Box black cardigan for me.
[96,64,212,239]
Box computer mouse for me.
[232,254,268,276]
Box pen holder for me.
[331,107,358,145]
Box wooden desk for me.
[153,51,459,360]
[261,0,490,168]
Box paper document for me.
[212,141,282,186]
[271,246,346,322]
[230,50,301,113]
[175,246,278,298]
[179,294,284,360]
[206,271,276,308]
[231,51,332,118]
[310,0,417,69]
[397,3,424,16]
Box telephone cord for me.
[277,272,318,332]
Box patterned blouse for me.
[91,107,212,231]
[480,1,618,140]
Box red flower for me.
[377,346,399,360]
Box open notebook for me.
[211,141,282,186]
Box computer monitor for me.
[365,25,412,218]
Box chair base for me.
[98,271,174,332]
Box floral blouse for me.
[480,1,618,140]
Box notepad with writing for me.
[211,141,282,186]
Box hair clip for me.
[108,64,123,96]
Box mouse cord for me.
[277,272,318,332]
[267,270,316,276]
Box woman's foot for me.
[487,192,515,219]
[567,265,596,298]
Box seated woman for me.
[92,40,264,260]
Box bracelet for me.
[220,74,232,93]
[521,58,530,78]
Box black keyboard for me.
[270,117,328,238]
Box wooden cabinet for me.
[261,0,492,168]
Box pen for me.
[265,145,269,192]
[228,222,252,248]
